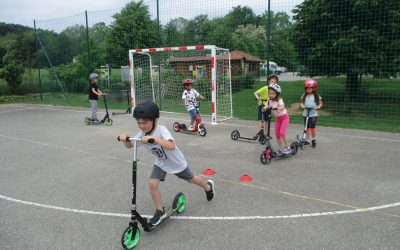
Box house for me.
[165,50,262,79]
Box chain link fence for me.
[14,0,400,131]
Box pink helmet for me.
[304,79,317,92]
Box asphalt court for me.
[1,103,399,250]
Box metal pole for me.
[85,11,91,74]
[156,0,162,110]
[267,0,271,79]
[33,20,43,101]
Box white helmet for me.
[268,83,282,94]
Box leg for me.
[90,100,98,120]
[310,117,317,139]
[275,116,283,150]
[149,179,163,211]
[190,176,211,191]
[280,114,290,148]
[189,109,196,129]
[176,167,214,201]
[149,165,167,211]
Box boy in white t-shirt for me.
[119,101,214,226]
[182,79,205,130]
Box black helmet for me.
[133,101,159,119]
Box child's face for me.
[185,84,192,90]
[92,77,98,84]
[306,87,313,94]
[269,77,277,84]
[268,89,277,99]
[136,118,154,133]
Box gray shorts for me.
[150,165,194,182]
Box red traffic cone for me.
[202,168,216,176]
[239,174,253,182]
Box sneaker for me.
[304,140,310,146]
[149,208,166,226]
[312,140,316,148]
[188,125,194,131]
[205,180,215,201]
[281,147,291,154]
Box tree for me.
[0,46,25,94]
[163,17,189,46]
[105,0,158,67]
[232,24,266,58]
[291,0,400,99]
[226,6,258,31]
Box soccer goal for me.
[128,45,232,124]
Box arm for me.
[300,94,305,109]
[254,91,260,100]
[276,99,286,110]
[317,98,323,110]
[142,135,176,150]
[91,88,103,97]
[118,133,133,148]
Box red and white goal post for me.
[128,45,232,124]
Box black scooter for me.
[85,95,113,126]
[118,136,186,250]
[231,99,268,145]
[260,108,298,165]
[112,90,132,115]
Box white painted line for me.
[1,194,399,220]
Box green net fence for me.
[5,0,400,131]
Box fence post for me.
[33,19,43,101]
[85,10,91,74]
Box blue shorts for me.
[188,109,197,120]
[257,105,269,121]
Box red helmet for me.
[183,79,193,86]
[304,79,317,92]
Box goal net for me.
[128,45,232,124]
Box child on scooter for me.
[119,101,214,226]
[182,79,205,131]
[264,83,291,154]
[254,75,278,138]
[88,72,105,123]
[300,79,323,148]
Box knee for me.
[149,179,159,190]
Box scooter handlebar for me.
[117,136,155,144]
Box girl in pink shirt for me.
[264,83,291,154]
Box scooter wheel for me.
[105,118,113,126]
[121,225,141,249]
[198,124,206,137]
[259,135,267,145]
[84,117,90,125]
[173,122,180,132]
[172,192,187,214]
[290,142,298,155]
[260,149,272,165]
[231,130,240,140]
